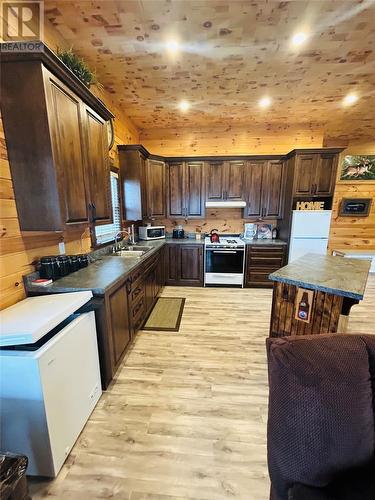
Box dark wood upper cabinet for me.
[45,71,89,225]
[293,152,338,197]
[263,161,284,218]
[206,160,244,201]
[294,155,316,196]
[244,160,284,219]
[0,44,113,231]
[315,154,337,196]
[226,160,245,200]
[244,161,264,218]
[186,161,205,218]
[167,162,185,218]
[206,161,225,201]
[146,159,166,218]
[167,161,205,219]
[118,148,148,221]
[84,106,112,225]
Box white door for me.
[291,211,332,238]
[289,238,329,263]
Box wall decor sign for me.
[339,198,372,217]
[294,288,315,323]
[296,201,325,211]
[340,155,375,181]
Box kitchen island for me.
[268,253,371,337]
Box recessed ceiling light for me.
[343,92,359,106]
[178,100,190,112]
[166,39,180,55]
[259,96,272,109]
[291,31,308,47]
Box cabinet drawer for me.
[131,293,145,321]
[248,255,284,267]
[129,265,144,287]
[248,245,285,255]
[246,269,274,287]
[144,253,159,273]
[130,281,144,302]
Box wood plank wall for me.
[328,144,375,253]
[156,209,276,236]
[140,125,324,156]
[0,19,139,309]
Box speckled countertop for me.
[269,253,371,300]
[26,240,166,296]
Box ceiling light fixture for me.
[166,39,180,55]
[343,92,359,106]
[259,96,272,109]
[178,100,190,112]
[291,31,308,47]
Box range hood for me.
[205,201,247,208]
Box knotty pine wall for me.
[140,125,324,156]
[328,142,375,253]
[157,209,276,236]
[0,19,139,309]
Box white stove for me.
[204,235,245,286]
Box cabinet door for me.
[108,284,131,366]
[294,155,315,196]
[179,246,203,286]
[244,161,264,218]
[45,73,89,226]
[140,154,148,219]
[147,159,166,217]
[165,245,180,285]
[225,160,244,200]
[206,161,225,201]
[263,161,284,219]
[84,107,112,224]
[167,162,185,217]
[186,161,205,218]
[314,154,336,196]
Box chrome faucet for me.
[114,230,130,252]
[128,224,136,245]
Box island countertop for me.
[269,253,371,300]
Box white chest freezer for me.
[0,291,102,477]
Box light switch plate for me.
[58,242,65,255]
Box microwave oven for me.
[138,225,166,240]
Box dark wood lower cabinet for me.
[108,283,131,366]
[166,244,203,286]
[245,245,286,288]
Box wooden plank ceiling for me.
[44,0,375,142]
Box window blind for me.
[95,171,121,245]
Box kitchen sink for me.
[113,246,151,258]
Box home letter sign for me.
[296,201,325,211]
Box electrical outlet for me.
[58,242,65,254]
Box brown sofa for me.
[266,334,375,500]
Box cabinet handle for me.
[92,203,97,221]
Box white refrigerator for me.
[288,210,332,263]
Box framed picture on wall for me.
[340,155,375,181]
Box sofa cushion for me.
[289,458,375,500]
[267,334,375,500]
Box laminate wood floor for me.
[29,276,375,500]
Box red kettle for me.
[210,229,220,243]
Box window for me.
[94,171,121,245]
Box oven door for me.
[205,248,244,285]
